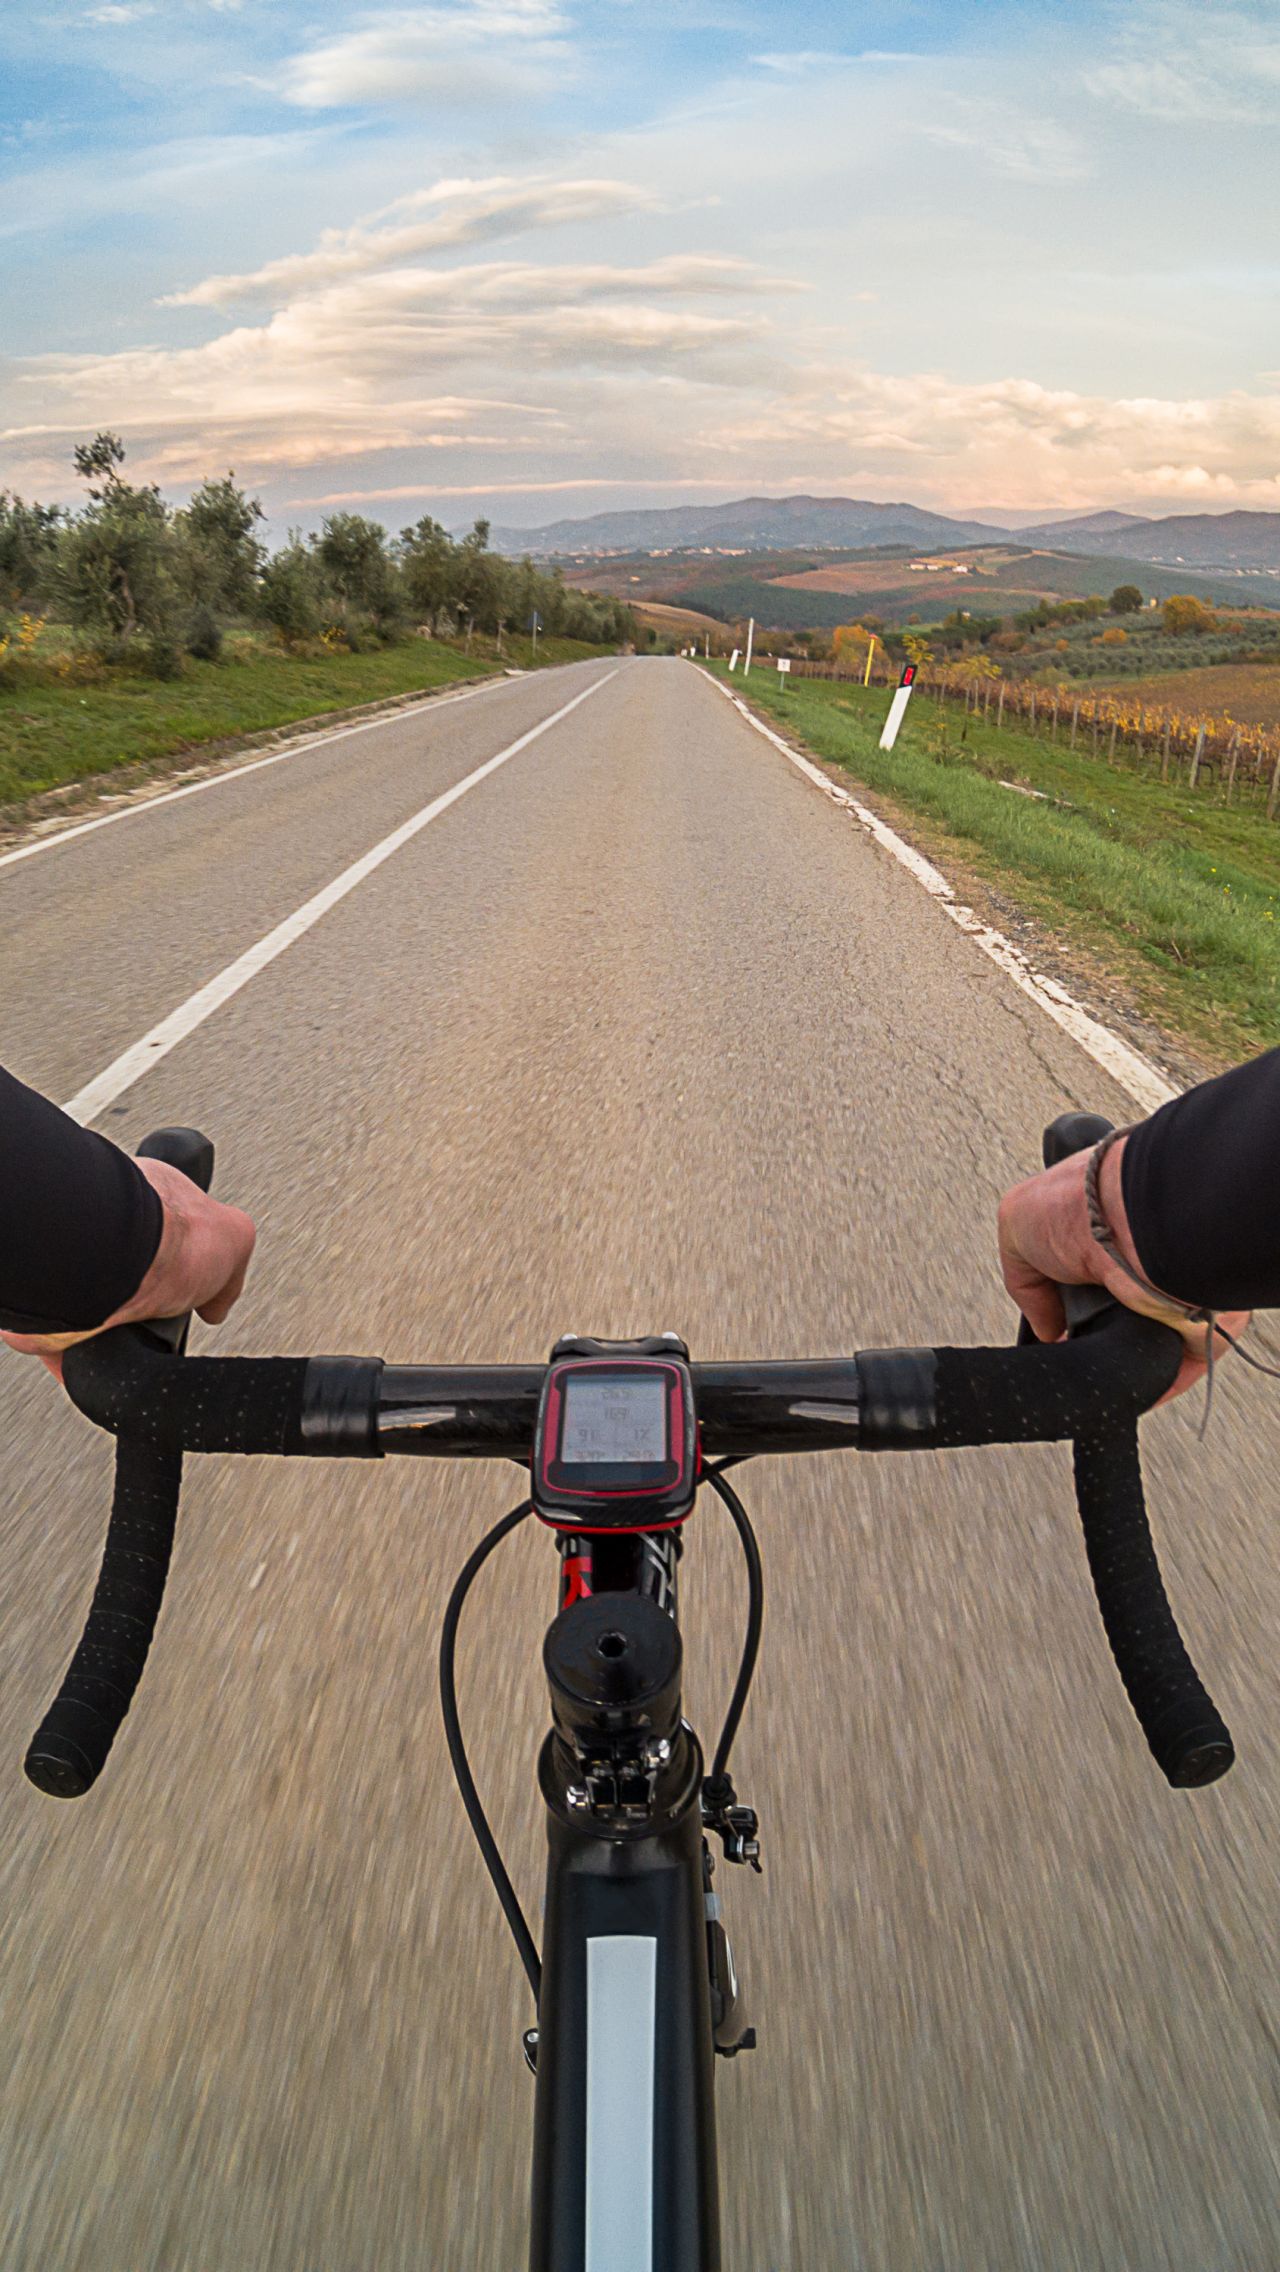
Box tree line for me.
[0,434,634,677]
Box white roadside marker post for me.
[878,662,919,752]
[744,617,755,677]
[728,648,741,672]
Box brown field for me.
[769,548,1048,600]
[1091,662,1280,728]
[633,599,732,640]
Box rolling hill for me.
[571,542,1280,633]
[486,493,1280,578]
[488,494,1004,556]
[1023,510,1280,572]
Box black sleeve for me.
[1121,1048,1280,1313]
[0,1066,163,1334]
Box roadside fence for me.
[783,657,1280,818]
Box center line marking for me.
[0,670,519,875]
[64,670,619,1127]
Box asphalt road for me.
[2,656,1279,2271]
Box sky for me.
[2,0,1279,535]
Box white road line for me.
[0,670,524,875]
[709,674,1178,1115]
[63,670,618,1127]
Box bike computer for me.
[533,1339,698,1530]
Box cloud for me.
[751,51,840,76]
[1085,1,1280,122]
[2,241,786,483]
[707,369,1280,510]
[286,473,743,504]
[83,1,154,17]
[275,0,572,110]
[752,48,922,73]
[162,175,663,307]
[919,105,1088,182]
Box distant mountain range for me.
[1020,509,1280,571]
[488,494,1000,556]
[485,493,1280,576]
[1020,510,1150,543]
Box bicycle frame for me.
[529,1530,725,2269]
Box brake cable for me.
[439,1499,541,2005]
[440,1467,765,2009]
[702,1460,764,1794]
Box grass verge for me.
[707,663,1280,1064]
[0,631,607,811]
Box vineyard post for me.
[1268,741,1280,822]
[1029,689,1036,733]
[1189,725,1206,789]
[1092,711,1099,755]
[997,682,1005,729]
[1108,718,1118,762]
[1052,695,1060,741]
[1161,722,1171,782]
[1070,701,1079,749]
[1226,728,1240,804]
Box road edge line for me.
[706,673,1177,1115]
[64,669,620,1127]
[0,669,530,874]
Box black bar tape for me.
[64,1329,310,1454]
[930,1314,1181,1447]
[25,1434,183,1797]
[1072,1427,1233,1786]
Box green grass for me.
[0,630,608,810]
[708,662,1280,1061]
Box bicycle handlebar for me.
[26,1127,213,1799]
[27,1121,1234,1798]
[57,1315,1180,1462]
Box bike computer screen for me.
[534,1357,697,1528]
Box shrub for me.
[1164,593,1217,636]
[144,627,185,679]
[258,542,325,645]
[185,603,223,661]
[1101,626,1128,646]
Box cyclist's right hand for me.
[997,1131,1250,1404]
[0,1160,256,1384]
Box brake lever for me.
[134,1127,215,1349]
